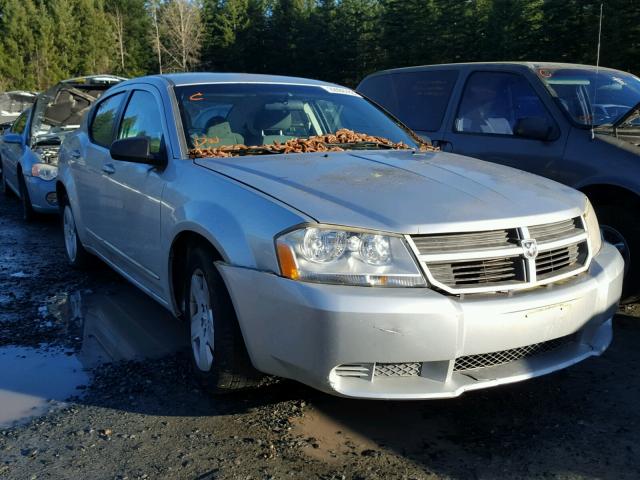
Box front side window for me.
[455,72,553,136]
[358,70,459,132]
[174,83,423,156]
[10,110,29,135]
[90,93,126,147]
[533,66,640,126]
[117,91,164,154]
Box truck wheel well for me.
[580,184,640,209]
[170,231,224,319]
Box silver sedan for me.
[56,73,623,399]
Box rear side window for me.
[90,93,125,147]
[117,91,164,155]
[358,70,459,132]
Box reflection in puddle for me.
[1,284,189,427]
[0,346,88,428]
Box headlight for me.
[584,198,602,254]
[31,163,58,181]
[276,225,427,287]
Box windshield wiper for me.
[327,141,397,150]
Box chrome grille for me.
[410,216,590,294]
[411,229,519,254]
[427,256,524,288]
[536,242,587,280]
[454,335,574,371]
[528,218,584,243]
[374,363,421,377]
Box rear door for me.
[442,68,568,177]
[80,91,128,240]
[98,87,168,293]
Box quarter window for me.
[455,72,554,135]
[10,110,29,135]
[90,93,125,147]
[358,70,459,132]
[118,91,164,154]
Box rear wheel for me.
[18,174,35,221]
[595,203,640,303]
[185,246,261,393]
[62,204,91,269]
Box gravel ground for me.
[1,192,640,480]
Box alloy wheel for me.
[190,269,215,372]
[63,206,78,263]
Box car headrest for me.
[254,110,292,131]
[206,121,233,138]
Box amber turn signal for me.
[277,243,300,280]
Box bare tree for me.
[149,0,164,74]
[112,7,126,73]
[160,0,203,72]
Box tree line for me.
[0,0,638,92]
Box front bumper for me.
[219,242,624,399]
[24,175,58,213]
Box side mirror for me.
[109,136,166,166]
[514,117,554,141]
[3,133,24,145]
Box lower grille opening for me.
[454,335,575,372]
[374,363,421,377]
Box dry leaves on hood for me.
[189,128,439,158]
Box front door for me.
[2,109,30,192]
[99,88,168,293]
[442,70,568,180]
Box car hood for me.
[194,150,586,234]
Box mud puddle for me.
[0,284,189,427]
[0,346,89,428]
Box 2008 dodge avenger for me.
[56,73,623,399]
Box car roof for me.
[363,61,630,78]
[118,72,347,89]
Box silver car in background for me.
[57,73,623,399]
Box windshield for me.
[535,67,640,127]
[174,83,427,157]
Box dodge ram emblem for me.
[521,239,539,259]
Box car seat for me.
[253,109,295,145]
[201,121,245,147]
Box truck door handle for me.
[102,164,116,175]
[69,150,81,159]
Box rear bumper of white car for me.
[219,242,624,399]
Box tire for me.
[18,174,35,221]
[1,160,13,198]
[595,203,640,304]
[185,246,261,393]
[62,203,92,269]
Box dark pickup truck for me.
[358,62,640,301]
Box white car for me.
[56,73,624,399]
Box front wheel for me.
[185,246,261,393]
[62,204,91,269]
[18,175,35,221]
[595,204,640,303]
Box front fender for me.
[161,162,311,278]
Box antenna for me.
[591,3,603,140]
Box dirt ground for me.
[1,192,640,480]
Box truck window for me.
[358,70,458,132]
[455,72,553,136]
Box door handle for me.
[102,163,116,175]
[69,150,81,159]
